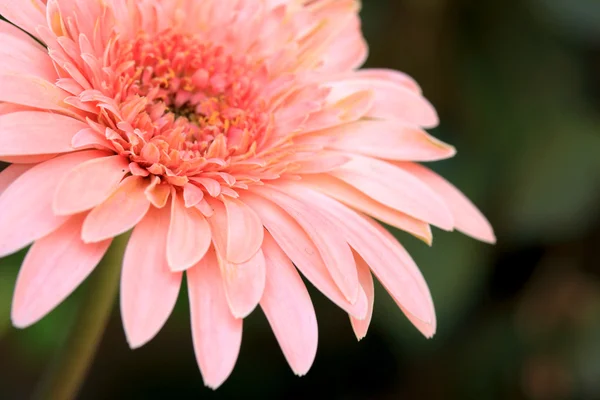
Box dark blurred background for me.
[2,0,600,398]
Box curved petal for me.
[330,155,454,230]
[0,30,56,81]
[121,206,182,349]
[0,73,72,113]
[11,214,111,328]
[280,182,436,335]
[395,162,496,244]
[0,111,86,156]
[327,78,438,128]
[166,192,211,272]
[242,192,368,319]
[0,19,44,49]
[260,231,318,376]
[254,185,359,304]
[0,163,33,196]
[355,69,422,94]
[53,155,130,215]
[316,120,455,161]
[349,252,374,340]
[218,248,266,319]
[300,174,432,244]
[0,1,47,40]
[188,248,243,390]
[0,150,105,257]
[222,196,264,264]
[82,176,151,243]
[369,219,436,337]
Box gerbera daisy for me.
[0,0,495,389]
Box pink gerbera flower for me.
[0,0,495,388]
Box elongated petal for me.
[300,174,432,244]
[82,176,151,243]
[317,120,455,161]
[183,183,204,207]
[350,252,374,340]
[292,151,350,174]
[327,78,438,128]
[395,162,496,243]
[121,207,182,348]
[218,248,266,318]
[167,193,211,271]
[255,185,359,304]
[355,69,422,94]
[281,182,436,334]
[0,1,47,40]
[0,19,44,49]
[11,215,111,328]
[370,220,436,338]
[330,155,454,230]
[242,192,368,319]
[222,196,264,264]
[0,150,104,257]
[0,73,71,113]
[54,155,129,215]
[0,111,86,156]
[0,28,56,81]
[188,248,243,390]
[260,232,318,376]
[0,164,33,195]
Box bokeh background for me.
[2,0,600,399]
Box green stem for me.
[34,234,129,400]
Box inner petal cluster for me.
[93,31,272,186]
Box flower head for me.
[0,0,495,388]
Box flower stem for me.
[34,234,129,400]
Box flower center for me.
[104,31,272,184]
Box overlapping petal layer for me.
[0,0,495,388]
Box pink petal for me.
[71,128,113,150]
[0,163,33,196]
[0,111,86,156]
[327,78,438,128]
[242,192,368,319]
[355,69,422,94]
[292,151,351,174]
[145,176,171,208]
[53,155,129,215]
[0,150,104,257]
[281,182,436,334]
[0,19,44,49]
[0,73,72,113]
[370,220,437,338]
[350,252,375,340]
[260,232,318,376]
[0,154,58,164]
[218,248,266,319]
[222,196,264,264]
[255,185,359,304]
[183,182,204,207]
[82,176,151,243]
[395,162,496,244]
[330,155,454,230]
[11,214,111,328]
[166,192,211,272]
[318,120,456,161]
[321,15,367,73]
[0,24,56,81]
[188,248,243,390]
[121,206,182,348]
[300,174,433,244]
[0,1,47,40]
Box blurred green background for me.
[2,0,600,398]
